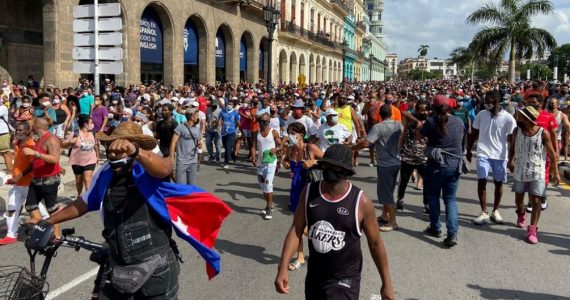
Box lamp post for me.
[264,0,279,92]
[341,40,347,83]
[369,54,374,81]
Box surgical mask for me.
[484,103,494,111]
[323,169,344,184]
[329,116,339,125]
[112,100,118,105]
[226,105,233,111]
[83,92,89,97]
[288,133,298,146]
[105,88,110,92]
[22,103,31,108]
[87,124,94,131]
[42,101,51,107]
[420,95,427,100]
[121,117,129,122]
[108,157,134,176]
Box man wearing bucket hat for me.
[275,144,394,300]
[508,106,560,244]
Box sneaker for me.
[541,197,548,211]
[474,212,490,225]
[223,165,230,169]
[490,210,504,224]
[525,202,532,213]
[0,236,17,246]
[264,209,273,220]
[516,211,526,228]
[527,225,538,244]
[396,200,404,211]
[424,226,442,238]
[261,207,274,215]
[443,234,458,248]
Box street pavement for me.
[1,153,570,300]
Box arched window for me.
[300,3,304,29]
[310,9,314,32]
[291,0,296,24]
[317,13,320,32]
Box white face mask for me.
[87,124,94,131]
[83,92,89,96]
[329,116,339,125]
[112,100,118,105]
[288,133,298,146]
[42,101,51,107]
[484,103,494,111]
[22,103,31,108]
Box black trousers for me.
[397,161,426,205]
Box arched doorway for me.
[278,49,288,84]
[316,56,321,83]
[240,31,254,83]
[259,37,268,81]
[184,15,207,85]
[309,53,314,83]
[216,24,234,83]
[290,52,298,85]
[329,60,333,83]
[299,53,306,81]
[140,6,166,83]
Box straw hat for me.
[96,122,157,150]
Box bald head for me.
[34,117,50,130]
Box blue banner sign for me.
[216,33,225,68]
[184,22,198,65]
[140,8,163,64]
[240,38,247,71]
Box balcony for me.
[330,0,354,15]
[281,22,339,49]
[356,21,367,32]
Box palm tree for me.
[449,46,476,81]
[467,0,557,82]
[417,45,429,58]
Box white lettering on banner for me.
[184,29,189,52]
[140,18,158,50]
[140,41,157,50]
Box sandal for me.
[288,259,305,271]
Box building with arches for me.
[276,0,348,85]
[0,0,271,88]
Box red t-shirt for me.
[197,96,207,113]
[536,110,558,132]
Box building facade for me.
[398,57,458,79]
[0,0,271,88]
[364,0,385,81]
[385,53,398,80]
[276,0,346,85]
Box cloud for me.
[383,0,570,60]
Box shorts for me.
[305,276,361,300]
[0,133,10,152]
[512,180,545,197]
[72,163,97,175]
[25,175,61,213]
[242,129,252,138]
[7,186,29,211]
[476,157,507,182]
[377,165,400,205]
[257,164,276,193]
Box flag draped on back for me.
[83,163,232,279]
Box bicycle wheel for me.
[0,266,48,300]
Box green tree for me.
[418,45,429,58]
[519,63,553,80]
[467,0,557,82]
[547,44,570,80]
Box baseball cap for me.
[433,95,450,107]
[325,108,338,116]
[291,99,305,108]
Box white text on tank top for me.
[514,128,545,182]
[257,128,276,166]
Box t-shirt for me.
[13,139,35,186]
[376,104,402,123]
[220,109,240,136]
[79,94,95,116]
[174,123,201,165]
[472,109,517,160]
[206,107,221,131]
[367,120,403,167]
[286,115,317,137]
[420,115,465,168]
[452,108,468,125]
[250,108,260,132]
[67,131,97,166]
[173,111,187,125]
[91,106,108,133]
[536,110,557,133]
[0,105,9,134]
[156,118,179,157]
[239,107,252,131]
[316,123,351,152]
[197,96,208,113]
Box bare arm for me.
[108,139,173,179]
[39,136,61,164]
[275,187,308,294]
[45,198,89,225]
[360,193,394,299]
[170,133,180,164]
[350,107,364,138]
[542,130,560,184]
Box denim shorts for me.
[476,157,508,182]
[257,164,277,193]
[512,180,545,197]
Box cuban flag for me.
[83,163,232,279]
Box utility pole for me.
[94,0,100,95]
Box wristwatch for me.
[129,144,140,159]
[34,151,41,159]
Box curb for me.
[559,162,570,182]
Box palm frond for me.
[518,0,553,19]
[466,4,504,25]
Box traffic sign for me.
[73,32,122,46]
[73,18,122,32]
[73,47,123,60]
[73,3,121,18]
[73,61,123,74]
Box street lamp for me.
[341,39,347,83]
[264,0,279,92]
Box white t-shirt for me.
[286,115,317,136]
[316,123,351,152]
[473,109,517,160]
[0,106,9,134]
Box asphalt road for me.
[1,154,570,300]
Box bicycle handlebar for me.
[58,235,105,253]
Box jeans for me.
[397,161,426,204]
[424,164,460,235]
[221,133,236,164]
[206,130,221,160]
[175,163,198,185]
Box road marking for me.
[45,267,99,300]
[370,294,382,300]
[560,181,570,190]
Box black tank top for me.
[305,181,363,284]
[55,108,66,125]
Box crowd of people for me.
[0,76,569,299]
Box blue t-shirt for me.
[219,109,240,136]
[462,99,477,123]
[173,111,187,124]
[79,95,95,116]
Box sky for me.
[383,0,570,60]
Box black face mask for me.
[270,109,276,115]
[516,121,525,128]
[529,103,541,110]
[416,114,428,121]
[322,169,345,184]
[109,157,134,176]
[259,120,269,129]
